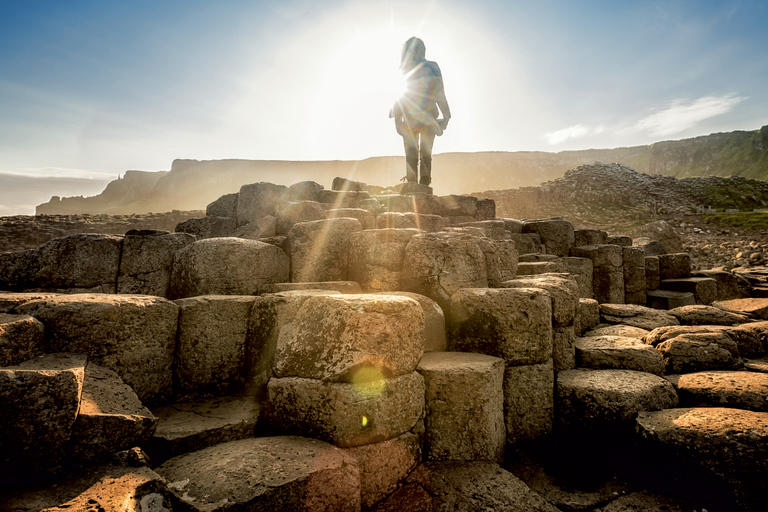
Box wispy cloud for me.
[634,94,746,137]
[544,124,605,145]
[14,167,116,180]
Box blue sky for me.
[1,0,766,183]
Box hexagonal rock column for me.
[117,230,196,296]
[0,313,44,366]
[674,371,768,411]
[522,218,574,256]
[206,192,239,218]
[157,436,361,511]
[348,228,421,292]
[416,352,505,462]
[70,363,157,464]
[326,207,377,230]
[556,369,678,434]
[623,246,646,306]
[169,237,289,299]
[402,232,489,313]
[504,359,555,444]
[288,218,362,283]
[574,335,665,375]
[174,295,258,395]
[478,238,519,287]
[376,212,447,232]
[667,304,751,326]
[377,291,446,352]
[636,407,768,511]
[34,233,123,292]
[236,182,287,227]
[713,297,768,320]
[657,253,691,280]
[570,245,624,304]
[599,303,679,331]
[564,257,594,299]
[0,353,85,479]
[266,373,425,447]
[275,200,327,235]
[15,294,179,405]
[654,332,739,374]
[448,288,552,366]
[661,277,717,305]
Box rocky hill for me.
[34,126,768,215]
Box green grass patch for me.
[703,211,768,231]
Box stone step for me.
[712,297,768,320]
[156,436,361,511]
[146,396,262,465]
[659,277,717,305]
[599,303,679,331]
[668,370,768,411]
[636,407,768,511]
[646,289,696,310]
[666,304,751,325]
[574,335,665,375]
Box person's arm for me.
[431,62,451,126]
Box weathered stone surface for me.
[645,255,660,290]
[266,372,425,447]
[345,431,421,509]
[0,353,85,478]
[476,198,496,220]
[655,332,738,374]
[736,320,768,352]
[117,231,195,296]
[574,228,607,247]
[70,363,157,464]
[438,194,477,217]
[377,291,446,352]
[157,436,360,511]
[325,207,376,230]
[504,360,554,443]
[273,294,424,382]
[206,192,239,218]
[288,218,362,282]
[236,182,287,227]
[557,369,678,431]
[402,232,489,312]
[169,237,289,299]
[175,215,237,239]
[594,491,705,512]
[634,238,668,256]
[0,292,60,314]
[0,249,38,291]
[246,291,341,396]
[233,215,277,239]
[449,287,552,366]
[575,298,600,336]
[661,277,717,305]
[571,245,624,303]
[646,289,696,310]
[286,180,324,201]
[456,220,507,240]
[318,189,372,208]
[348,228,420,292]
[501,218,524,233]
[150,396,261,459]
[509,233,542,254]
[674,370,768,411]
[552,325,576,372]
[585,323,650,338]
[503,274,578,327]
[405,461,560,512]
[378,193,442,215]
[16,294,178,404]
[636,407,768,511]
[275,200,327,235]
[712,297,768,320]
[0,313,44,367]
[174,295,256,394]
[644,324,762,357]
[478,238,519,287]
[369,483,432,512]
[575,335,665,375]
[417,352,505,462]
[657,253,691,280]
[600,303,679,331]
[376,212,445,232]
[522,219,574,256]
[694,269,749,301]
[667,304,751,325]
[628,220,684,254]
[623,246,646,305]
[564,257,594,299]
[34,234,122,291]
[516,260,567,276]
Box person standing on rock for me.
[390,37,451,187]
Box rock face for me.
[667,304,751,325]
[348,228,421,292]
[636,407,768,511]
[157,436,361,511]
[417,352,505,462]
[34,233,123,292]
[117,230,195,296]
[570,245,625,304]
[169,237,289,299]
[504,360,555,443]
[0,313,45,366]
[15,294,179,405]
[600,303,679,331]
[377,291,446,352]
[575,335,665,375]
[654,332,739,374]
[0,353,85,479]
[266,372,425,447]
[675,371,768,411]
[272,294,425,382]
[522,219,574,256]
[236,182,287,227]
[288,218,362,282]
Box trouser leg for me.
[419,130,436,186]
[402,129,419,183]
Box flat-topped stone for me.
[584,323,650,338]
[643,324,762,357]
[504,360,554,443]
[661,277,717,305]
[0,313,44,367]
[502,274,578,327]
[599,303,679,331]
[675,370,768,411]
[288,217,363,282]
[575,298,600,336]
[712,298,768,320]
[667,304,751,325]
[262,281,361,294]
[575,335,665,375]
[376,212,446,232]
[149,396,261,461]
[376,291,446,352]
[325,207,376,230]
[157,436,360,511]
[557,369,678,432]
[417,352,505,462]
[348,228,422,292]
[646,289,696,310]
[636,407,768,511]
[654,332,739,374]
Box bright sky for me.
[1,0,767,181]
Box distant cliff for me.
[35,126,768,215]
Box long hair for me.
[400,37,426,73]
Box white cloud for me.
[544,124,605,145]
[634,94,746,137]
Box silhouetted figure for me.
[391,37,451,186]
